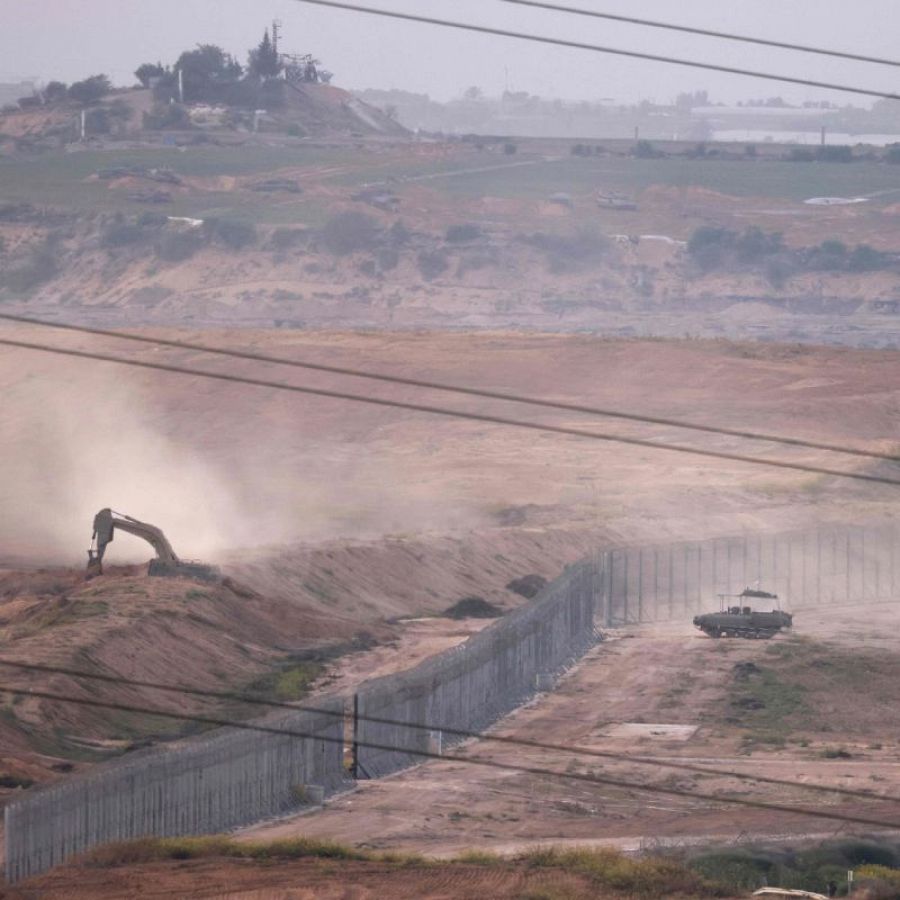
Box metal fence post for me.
[637,548,644,623]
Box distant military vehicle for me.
[693,588,792,639]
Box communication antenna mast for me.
[272,19,282,55]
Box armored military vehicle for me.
[693,588,792,639]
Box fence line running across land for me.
[594,521,900,626]
[3,699,345,884]
[4,520,899,883]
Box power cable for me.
[500,0,900,71]
[290,0,900,102]
[2,336,898,488]
[1,657,892,806]
[4,684,900,831]
[1,313,895,464]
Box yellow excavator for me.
[86,508,219,581]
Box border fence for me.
[4,520,899,883]
[594,521,900,626]
[3,699,345,884]
[354,560,596,778]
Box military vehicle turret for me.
[693,588,792,639]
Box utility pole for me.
[272,19,281,55]
[177,67,184,104]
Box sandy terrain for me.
[0,330,897,767]
[241,602,900,856]
[1,328,898,893]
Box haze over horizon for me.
[0,0,896,107]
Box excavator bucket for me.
[85,551,103,580]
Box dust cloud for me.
[0,342,486,567]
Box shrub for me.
[765,254,796,288]
[102,222,144,247]
[521,847,715,897]
[735,226,782,263]
[205,217,257,250]
[886,143,900,164]
[1,244,58,293]
[143,102,190,130]
[848,243,888,271]
[417,249,449,280]
[744,144,758,158]
[137,211,169,228]
[320,211,381,255]
[68,74,111,104]
[634,139,660,159]
[687,226,735,270]
[156,229,205,262]
[270,227,308,250]
[388,220,412,246]
[445,223,482,243]
[787,146,815,162]
[286,122,305,137]
[135,63,166,88]
[44,81,68,103]
[807,240,848,270]
[816,144,853,163]
[689,849,779,892]
[503,142,517,155]
[376,246,399,270]
[524,228,608,272]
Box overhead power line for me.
[291,0,900,101]
[1,313,894,464]
[501,0,900,70]
[2,335,899,488]
[2,657,893,805]
[1,335,896,486]
[5,683,900,831]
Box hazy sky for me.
[0,0,896,106]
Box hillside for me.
[2,139,900,346]
[0,82,405,153]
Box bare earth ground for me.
[0,332,897,774]
[9,603,900,899]
[0,857,652,900]
[1,330,898,894]
[243,603,900,854]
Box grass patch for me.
[522,846,721,897]
[726,653,808,745]
[84,836,368,868]
[689,838,900,895]
[81,838,722,896]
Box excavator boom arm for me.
[90,508,179,567]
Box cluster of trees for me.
[688,225,891,284]
[136,30,289,110]
[13,74,112,110]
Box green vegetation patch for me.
[726,652,809,745]
[521,846,720,897]
[689,838,900,896]
[726,637,900,746]
[82,838,722,896]
[242,660,324,705]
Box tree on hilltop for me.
[174,44,242,102]
[248,29,282,80]
[135,62,166,88]
[68,74,111,104]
